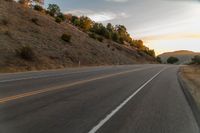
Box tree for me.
[167,56,179,64]
[47,4,60,17]
[156,56,162,63]
[79,16,93,31]
[192,55,200,64]
[106,23,114,33]
[112,32,120,43]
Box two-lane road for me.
[0,65,199,133]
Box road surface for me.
[0,65,199,133]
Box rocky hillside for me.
[159,50,200,64]
[0,0,155,72]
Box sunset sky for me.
[45,0,200,55]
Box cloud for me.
[65,9,128,22]
[141,33,200,41]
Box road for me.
[0,65,199,133]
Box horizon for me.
[45,0,200,55]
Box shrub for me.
[55,17,62,23]
[167,56,179,64]
[156,56,162,63]
[57,13,66,21]
[31,18,39,25]
[16,45,35,61]
[1,19,8,26]
[89,33,97,39]
[61,34,71,42]
[33,5,43,12]
[97,36,103,42]
[192,55,200,64]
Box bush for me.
[33,5,43,12]
[31,18,39,25]
[167,56,179,64]
[156,56,162,63]
[1,19,8,26]
[61,34,71,42]
[97,36,103,42]
[89,33,97,39]
[192,55,200,64]
[16,45,35,61]
[55,17,62,23]
[57,13,66,21]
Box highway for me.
[0,65,199,133]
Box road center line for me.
[0,67,153,104]
[0,68,110,83]
[88,67,166,133]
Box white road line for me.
[0,67,153,104]
[88,67,166,133]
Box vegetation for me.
[61,34,71,42]
[16,45,35,61]
[97,36,103,42]
[47,4,60,17]
[31,18,39,25]
[17,0,156,58]
[167,56,179,64]
[156,56,162,63]
[33,5,43,12]
[55,17,62,23]
[192,55,200,64]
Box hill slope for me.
[159,50,200,64]
[0,0,155,72]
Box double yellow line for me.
[0,67,153,104]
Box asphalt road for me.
[0,65,199,133]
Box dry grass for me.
[181,65,200,108]
[0,0,155,73]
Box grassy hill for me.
[159,50,200,64]
[0,0,155,72]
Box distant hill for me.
[0,0,155,72]
[158,50,200,64]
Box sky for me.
[44,0,200,55]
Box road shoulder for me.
[178,65,200,128]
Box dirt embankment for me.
[0,0,155,73]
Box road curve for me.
[0,65,199,133]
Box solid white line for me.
[88,67,166,133]
[0,67,152,103]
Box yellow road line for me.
[0,67,154,104]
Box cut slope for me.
[0,0,155,72]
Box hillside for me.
[0,0,155,72]
[159,50,200,64]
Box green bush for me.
[167,56,179,64]
[16,45,35,61]
[33,5,43,12]
[61,34,71,42]
[192,55,200,64]
[55,17,62,23]
[97,36,103,42]
[89,33,97,39]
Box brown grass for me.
[180,65,200,108]
[0,0,155,73]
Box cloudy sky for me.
[45,0,200,55]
